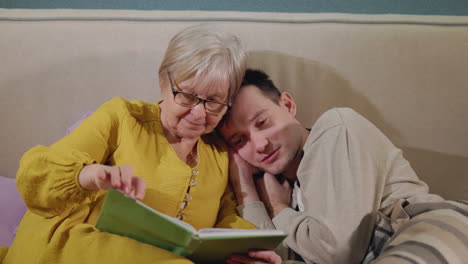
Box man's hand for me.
[227,250,282,264]
[78,164,146,200]
[255,173,292,217]
[229,152,261,205]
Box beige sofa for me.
[1,9,467,200]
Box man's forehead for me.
[222,85,271,127]
[221,107,266,136]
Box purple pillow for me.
[0,112,94,247]
[0,176,27,247]
[66,111,94,135]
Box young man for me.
[220,69,468,264]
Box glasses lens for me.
[175,93,199,107]
[205,101,227,114]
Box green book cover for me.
[96,189,287,263]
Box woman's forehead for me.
[179,74,230,98]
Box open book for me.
[96,189,287,263]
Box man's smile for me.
[261,147,280,164]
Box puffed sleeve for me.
[16,97,129,217]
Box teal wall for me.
[1,0,468,16]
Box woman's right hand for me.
[78,164,146,200]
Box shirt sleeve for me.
[238,201,296,262]
[237,201,276,229]
[16,97,128,217]
[214,184,257,229]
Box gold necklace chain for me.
[186,149,198,168]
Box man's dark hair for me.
[218,69,282,128]
[241,69,282,104]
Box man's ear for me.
[279,92,297,116]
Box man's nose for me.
[252,133,269,153]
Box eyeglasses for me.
[167,71,231,115]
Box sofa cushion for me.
[0,176,27,247]
[0,111,93,247]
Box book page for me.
[137,200,196,233]
[96,189,198,254]
[197,228,286,238]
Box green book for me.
[96,189,287,263]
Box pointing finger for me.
[109,166,122,189]
[133,177,146,200]
[120,164,134,193]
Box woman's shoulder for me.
[200,132,229,173]
[99,97,160,122]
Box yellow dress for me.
[3,97,254,264]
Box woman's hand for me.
[227,250,282,264]
[78,164,146,200]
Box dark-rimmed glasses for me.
[167,71,231,115]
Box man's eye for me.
[232,137,245,148]
[234,138,243,145]
[256,119,266,128]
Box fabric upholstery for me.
[0,176,27,247]
[1,11,467,201]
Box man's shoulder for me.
[305,108,363,146]
[312,107,365,129]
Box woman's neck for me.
[163,125,200,167]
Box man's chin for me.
[260,165,285,176]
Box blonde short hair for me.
[158,24,246,103]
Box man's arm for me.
[254,173,291,218]
[253,108,399,264]
[229,152,276,230]
[230,152,294,262]
[229,152,260,205]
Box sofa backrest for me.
[1,11,467,200]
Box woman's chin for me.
[179,129,206,139]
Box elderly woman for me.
[2,24,256,264]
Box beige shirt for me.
[238,108,443,264]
